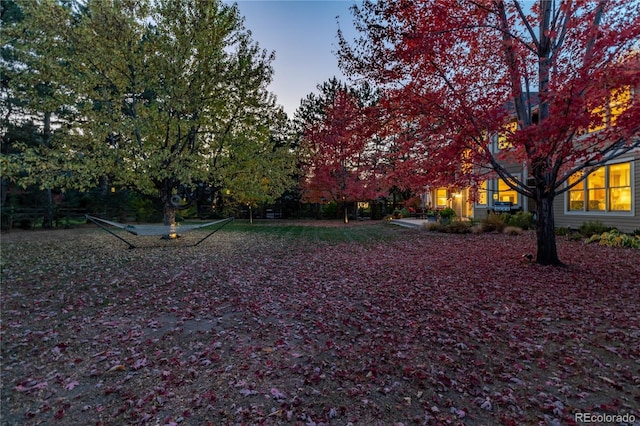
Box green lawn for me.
[224,219,413,243]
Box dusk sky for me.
[226,1,362,117]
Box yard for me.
[1,221,638,425]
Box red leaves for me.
[1,226,639,424]
[299,85,388,205]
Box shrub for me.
[568,232,584,241]
[470,224,484,234]
[322,202,338,218]
[579,220,612,237]
[506,211,535,230]
[585,229,640,248]
[423,219,471,233]
[18,218,32,230]
[503,226,523,235]
[481,212,506,232]
[442,220,472,233]
[439,207,457,220]
[393,209,409,219]
[423,221,444,232]
[129,194,162,223]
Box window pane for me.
[478,181,487,205]
[588,105,606,133]
[610,86,631,126]
[588,189,606,210]
[586,167,606,210]
[609,162,631,211]
[497,179,518,204]
[436,188,448,207]
[497,122,517,150]
[609,163,630,187]
[610,187,631,211]
[568,173,584,211]
[569,190,584,211]
[587,167,605,189]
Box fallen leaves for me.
[1,224,639,425]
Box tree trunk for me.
[42,111,53,229]
[42,188,54,229]
[343,203,349,224]
[163,202,176,226]
[535,194,562,266]
[161,182,178,239]
[162,202,178,239]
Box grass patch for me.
[225,219,409,243]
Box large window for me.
[567,162,632,212]
[496,179,518,204]
[435,188,448,208]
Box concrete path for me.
[389,218,434,229]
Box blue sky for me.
[227,1,361,117]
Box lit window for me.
[436,188,448,208]
[566,162,632,213]
[587,167,606,211]
[588,86,632,132]
[497,179,518,204]
[497,121,517,150]
[476,181,488,205]
[609,162,631,211]
[588,104,607,133]
[568,172,585,211]
[609,86,632,126]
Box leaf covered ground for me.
[1,221,639,425]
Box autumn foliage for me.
[299,87,386,211]
[336,0,640,264]
[1,225,639,424]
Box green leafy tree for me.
[3,0,293,226]
[217,108,296,223]
[1,0,82,227]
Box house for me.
[554,83,639,233]
[422,85,639,233]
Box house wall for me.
[554,151,640,233]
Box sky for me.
[226,1,362,117]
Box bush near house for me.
[506,211,535,230]
[438,207,457,221]
[578,220,613,237]
[480,212,507,232]
[585,229,640,249]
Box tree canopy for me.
[296,78,386,221]
[2,0,295,224]
[338,0,640,264]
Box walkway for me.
[389,218,434,229]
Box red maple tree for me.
[299,87,386,222]
[338,0,640,264]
